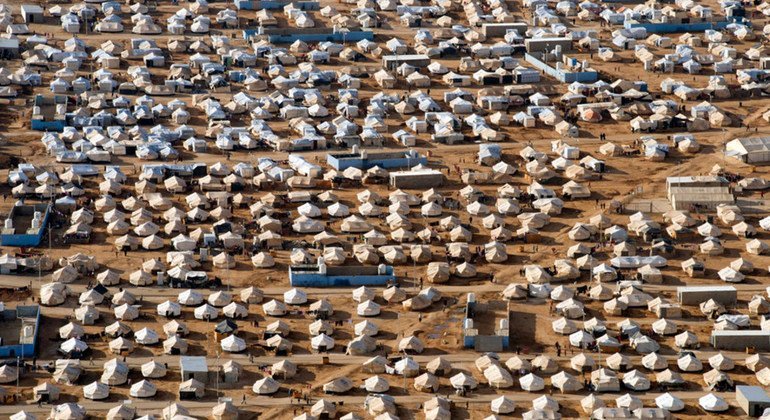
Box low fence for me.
[0,306,40,358]
[0,204,51,247]
[463,333,508,351]
[625,198,673,214]
[31,120,65,132]
[289,273,395,287]
[462,301,509,351]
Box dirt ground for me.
[0,0,770,418]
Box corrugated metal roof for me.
[0,39,19,49]
[737,386,770,403]
[179,356,208,371]
[21,4,43,13]
[666,175,727,185]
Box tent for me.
[364,375,390,393]
[141,361,167,378]
[551,371,582,393]
[655,392,685,411]
[33,383,60,403]
[484,364,514,388]
[323,377,353,394]
[49,404,86,420]
[130,380,157,398]
[241,287,264,304]
[414,373,439,393]
[699,393,729,412]
[221,335,247,352]
[491,395,516,414]
[622,370,650,391]
[519,373,545,391]
[212,401,239,420]
[449,372,478,390]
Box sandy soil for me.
[0,0,770,418]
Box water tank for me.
[352,144,360,155]
[464,319,474,329]
[22,325,34,338]
[468,292,476,303]
[318,258,327,275]
[4,219,12,229]
[361,150,368,159]
[33,211,42,220]
[31,219,40,229]
[377,264,387,275]
[499,319,509,330]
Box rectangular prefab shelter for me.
[236,0,320,10]
[389,169,445,188]
[666,176,734,211]
[382,54,430,70]
[21,5,44,23]
[525,37,573,53]
[179,356,210,383]
[677,285,736,305]
[711,330,770,351]
[736,386,770,417]
[726,137,770,164]
[481,22,528,37]
[0,38,20,59]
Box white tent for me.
[252,377,280,394]
[484,364,514,388]
[284,288,308,305]
[141,361,167,378]
[699,393,729,412]
[519,373,545,391]
[491,395,516,414]
[449,372,478,390]
[49,404,86,420]
[194,303,219,320]
[130,379,157,398]
[364,375,390,392]
[655,392,685,411]
[221,335,247,352]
